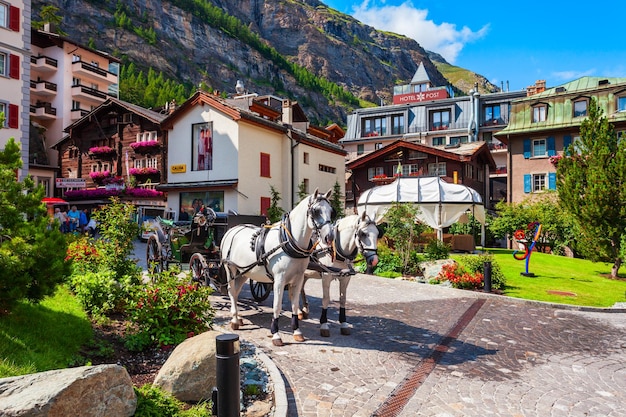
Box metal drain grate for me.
[372,298,486,417]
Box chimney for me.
[282,99,293,126]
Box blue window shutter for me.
[563,135,571,155]
[524,174,532,193]
[547,136,556,156]
[523,139,531,159]
[548,172,556,190]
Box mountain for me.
[32,0,499,125]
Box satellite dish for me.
[235,80,245,94]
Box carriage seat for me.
[179,224,214,255]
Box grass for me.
[0,285,93,378]
[454,248,626,308]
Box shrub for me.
[69,271,137,317]
[456,253,506,290]
[126,271,215,348]
[435,262,483,290]
[65,236,100,275]
[134,384,212,416]
[424,239,450,261]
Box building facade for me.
[497,77,626,203]
[341,62,527,209]
[159,90,346,219]
[30,28,120,196]
[0,0,30,179]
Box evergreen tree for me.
[330,180,344,219]
[0,138,71,313]
[266,186,285,223]
[556,98,626,277]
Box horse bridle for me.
[279,194,333,259]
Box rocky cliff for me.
[32,0,499,125]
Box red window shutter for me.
[8,104,19,128]
[9,54,20,80]
[260,153,270,177]
[9,6,20,32]
[260,197,271,216]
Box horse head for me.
[306,188,334,246]
[356,211,380,269]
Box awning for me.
[42,197,68,205]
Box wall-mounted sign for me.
[392,89,449,105]
[55,178,86,188]
[171,164,186,173]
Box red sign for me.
[393,89,448,105]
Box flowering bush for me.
[126,271,215,348]
[434,262,484,290]
[89,170,112,181]
[66,237,99,274]
[125,188,163,198]
[89,146,115,155]
[130,140,160,152]
[130,167,159,176]
[103,176,125,186]
[549,154,563,167]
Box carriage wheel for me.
[189,253,209,286]
[146,235,163,275]
[250,280,272,302]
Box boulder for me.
[0,364,136,417]
[420,259,457,283]
[153,330,222,402]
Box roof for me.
[32,29,121,63]
[156,179,238,191]
[64,98,167,133]
[411,62,431,85]
[347,140,496,170]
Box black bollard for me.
[215,334,240,417]
[483,261,492,293]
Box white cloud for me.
[350,1,488,64]
[551,69,595,82]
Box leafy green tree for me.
[266,185,285,223]
[382,203,427,275]
[557,98,626,277]
[330,180,345,219]
[32,5,68,36]
[0,138,70,313]
[297,181,308,203]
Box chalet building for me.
[341,62,526,209]
[0,0,30,180]
[29,28,120,196]
[346,140,496,210]
[158,88,346,219]
[496,77,626,203]
[52,98,168,207]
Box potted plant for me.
[130,140,160,153]
[89,170,112,182]
[129,167,159,176]
[89,146,116,157]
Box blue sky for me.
[322,0,626,92]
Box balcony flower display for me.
[130,140,160,152]
[64,187,163,200]
[89,146,116,156]
[103,176,125,186]
[89,170,112,181]
[130,167,159,176]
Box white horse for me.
[301,212,380,336]
[219,189,334,346]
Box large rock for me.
[0,364,136,417]
[153,330,222,402]
[420,259,457,283]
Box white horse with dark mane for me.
[301,212,380,336]
[219,189,334,346]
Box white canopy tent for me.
[356,177,486,246]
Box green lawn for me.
[456,248,626,308]
[0,286,93,378]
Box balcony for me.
[30,55,58,73]
[30,80,58,97]
[71,84,111,106]
[71,60,118,85]
[488,142,508,152]
[71,108,90,120]
[480,116,510,127]
[491,166,507,176]
[30,103,57,121]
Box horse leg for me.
[320,273,332,337]
[271,282,285,346]
[227,269,246,330]
[298,275,311,320]
[338,276,351,335]
[289,280,306,343]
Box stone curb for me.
[252,347,288,417]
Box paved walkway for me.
[209,274,626,417]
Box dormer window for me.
[573,99,588,117]
[617,96,626,112]
[532,104,547,123]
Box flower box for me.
[130,167,159,176]
[130,140,160,153]
[89,170,112,181]
[89,146,116,156]
[64,187,164,200]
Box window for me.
[532,139,547,157]
[465,164,475,179]
[319,164,336,174]
[367,167,385,180]
[428,162,446,176]
[375,142,383,150]
[413,83,429,92]
[524,173,556,193]
[391,114,404,134]
[362,116,386,137]
[401,164,419,176]
[450,136,468,145]
[408,150,427,159]
[357,144,364,155]
[432,136,445,146]
[71,100,81,111]
[0,3,6,28]
[0,102,5,127]
[0,52,5,76]
[533,174,546,192]
[484,104,501,124]
[72,54,81,62]
[532,105,547,122]
[302,178,309,194]
[573,99,587,117]
[430,109,450,130]
[618,96,626,112]
[72,77,81,86]
[136,131,157,142]
[303,152,309,164]
[260,152,270,178]
[1,102,17,128]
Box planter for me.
[130,140,160,153]
[130,167,159,176]
[89,146,116,157]
[89,171,112,183]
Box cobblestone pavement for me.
[208,274,626,417]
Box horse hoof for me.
[340,327,351,336]
[293,333,305,343]
[239,318,244,326]
[320,328,330,337]
[298,311,308,320]
[272,338,284,347]
[230,322,240,330]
